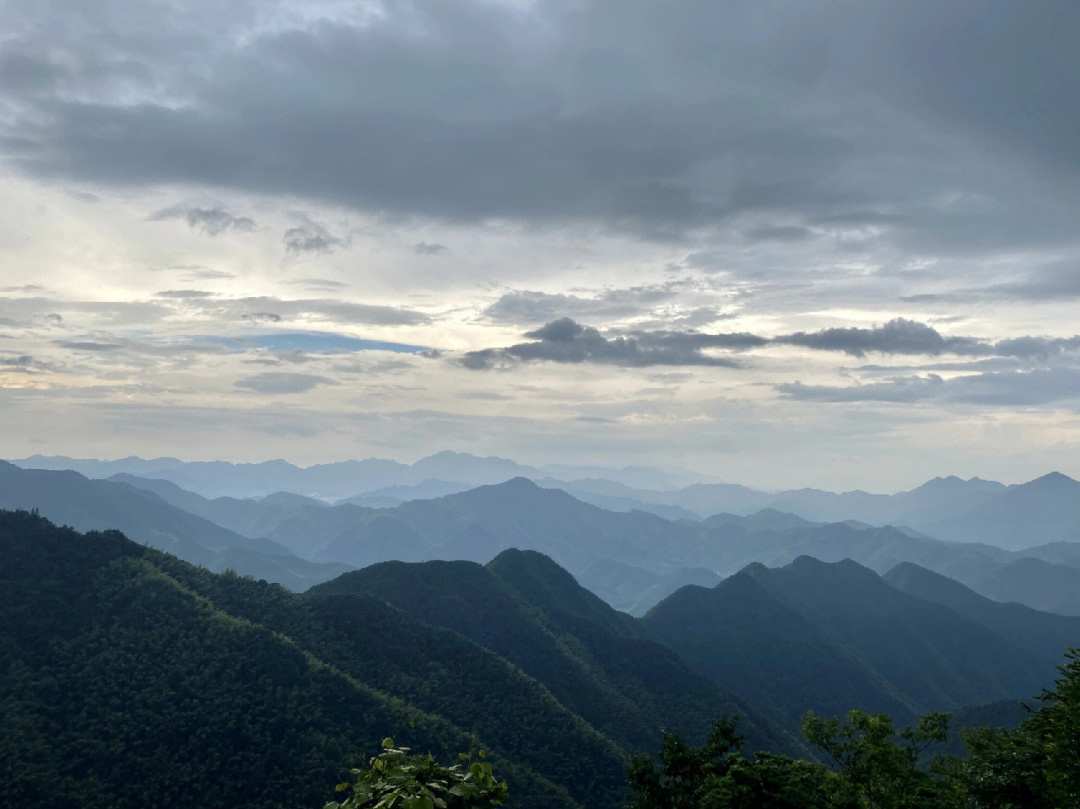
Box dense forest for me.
[3,509,1076,809]
[0,510,785,809]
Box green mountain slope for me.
[644,557,1055,728]
[885,561,1080,651]
[307,550,795,756]
[0,510,652,809]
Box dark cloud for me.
[0,354,39,372]
[241,312,282,323]
[4,0,1076,250]
[743,224,814,243]
[148,205,256,236]
[462,317,745,369]
[413,242,447,255]
[234,372,337,394]
[483,285,682,325]
[283,221,342,254]
[776,318,986,358]
[464,316,1080,369]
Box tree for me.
[325,739,507,809]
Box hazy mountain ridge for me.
[86,468,1080,615]
[0,460,350,590]
[14,452,703,499]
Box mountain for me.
[929,473,1080,549]
[883,562,1080,659]
[14,453,698,500]
[99,471,1080,616]
[643,557,1054,728]
[308,549,792,755]
[971,557,1080,615]
[7,509,818,808]
[2,509,626,809]
[0,461,349,590]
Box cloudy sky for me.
[1,0,1078,490]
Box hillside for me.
[309,550,793,755]
[643,557,1054,728]
[1,510,668,809]
[883,562,1080,659]
[105,471,1080,615]
[0,461,349,590]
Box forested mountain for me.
[5,507,1072,808]
[883,562,1080,659]
[0,511,627,808]
[308,551,792,756]
[0,461,348,590]
[87,470,1080,615]
[1,510,804,809]
[643,557,1055,728]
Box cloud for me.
[155,289,215,299]
[5,0,1077,252]
[462,317,746,369]
[779,368,1080,408]
[743,224,814,243]
[194,296,430,327]
[776,318,986,357]
[413,242,447,255]
[234,372,337,394]
[199,331,428,355]
[283,219,343,253]
[54,340,123,351]
[148,205,256,236]
[483,285,684,326]
[464,315,1080,369]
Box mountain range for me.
[5,509,1075,808]
[14,455,1080,552]
[7,459,1080,616]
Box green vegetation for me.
[627,648,1080,808]
[326,739,507,809]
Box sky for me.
[1,0,1079,490]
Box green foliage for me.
[326,739,507,809]
[627,650,1080,809]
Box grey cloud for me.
[779,368,1080,408]
[234,372,337,394]
[414,242,447,255]
[464,316,1080,370]
[287,278,347,291]
[148,205,256,236]
[1,284,45,293]
[0,354,43,373]
[777,318,986,358]
[743,224,814,243]
[462,317,744,369]
[213,297,428,327]
[283,222,342,254]
[241,312,282,323]
[54,340,123,351]
[484,285,683,325]
[778,376,945,404]
[5,0,1077,252]
[155,289,214,299]
[65,189,100,203]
